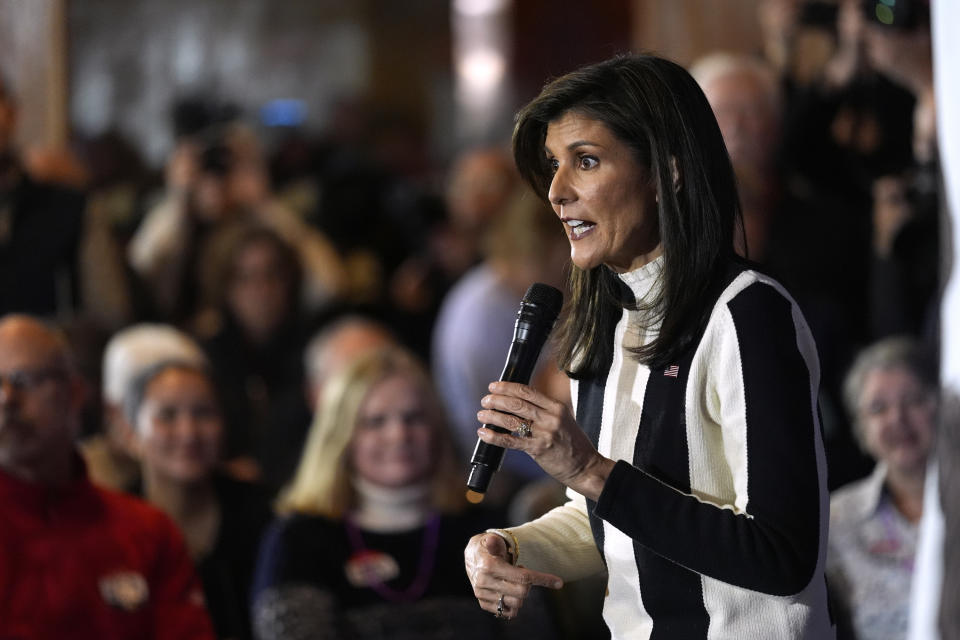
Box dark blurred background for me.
[1,0,762,170]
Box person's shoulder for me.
[829,466,883,529]
[265,511,340,544]
[713,258,801,315]
[19,173,85,206]
[433,263,515,353]
[698,258,815,354]
[14,175,86,228]
[437,263,511,319]
[92,483,186,540]
[95,483,163,519]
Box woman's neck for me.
[143,471,220,557]
[144,471,214,514]
[617,255,665,309]
[350,477,432,533]
[885,464,926,524]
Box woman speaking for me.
[464,54,834,639]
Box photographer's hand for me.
[166,141,200,195]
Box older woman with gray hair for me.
[828,336,937,640]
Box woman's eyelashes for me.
[578,154,599,170]
[546,153,600,174]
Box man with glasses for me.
[0,314,214,639]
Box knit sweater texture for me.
[509,258,835,639]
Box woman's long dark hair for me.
[513,53,743,377]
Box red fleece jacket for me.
[0,462,214,640]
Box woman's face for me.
[350,374,435,489]
[545,111,661,273]
[227,239,291,339]
[135,368,223,484]
[858,366,936,475]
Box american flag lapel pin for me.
[664,365,679,377]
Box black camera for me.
[800,1,839,29]
[199,141,234,177]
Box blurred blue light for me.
[260,99,306,127]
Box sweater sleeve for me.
[507,488,606,582]
[251,518,338,640]
[594,280,825,597]
[126,194,191,315]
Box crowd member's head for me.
[0,314,86,486]
[856,0,935,162]
[202,224,302,343]
[857,0,931,82]
[303,315,395,410]
[101,324,207,454]
[445,146,518,233]
[691,52,782,260]
[278,346,463,518]
[843,336,937,476]
[512,53,742,375]
[757,0,838,88]
[481,183,570,295]
[125,360,223,488]
[0,315,217,637]
[166,116,267,225]
[690,52,782,181]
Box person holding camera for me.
[128,117,346,326]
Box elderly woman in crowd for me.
[81,323,207,493]
[828,337,937,640]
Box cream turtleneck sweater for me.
[350,477,432,533]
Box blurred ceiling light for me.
[453,0,508,18]
[458,48,506,95]
[452,0,512,143]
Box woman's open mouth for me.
[566,219,596,239]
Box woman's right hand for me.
[165,141,200,194]
[464,532,563,620]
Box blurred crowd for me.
[0,1,942,639]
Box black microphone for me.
[466,283,563,499]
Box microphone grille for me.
[522,283,564,322]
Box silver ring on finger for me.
[496,593,505,618]
[513,420,532,438]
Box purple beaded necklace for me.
[344,512,441,603]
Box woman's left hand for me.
[477,381,615,501]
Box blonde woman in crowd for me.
[252,346,557,640]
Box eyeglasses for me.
[0,368,68,394]
[860,391,933,418]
